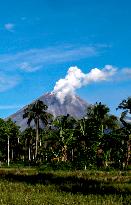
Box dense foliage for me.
[0,98,130,170]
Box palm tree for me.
[117,98,131,167]
[5,119,20,163]
[84,103,117,167]
[117,97,131,114]
[22,127,35,162]
[53,114,76,162]
[23,100,52,159]
[86,102,110,136]
[94,102,109,134]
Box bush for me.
[39,161,73,171]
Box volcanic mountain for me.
[8,93,88,131]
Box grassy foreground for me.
[0,168,130,205]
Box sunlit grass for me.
[0,168,130,204]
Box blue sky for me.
[0,0,131,118]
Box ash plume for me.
[52,65,116,104]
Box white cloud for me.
[122,68,131,75]
[0,73,20,92]
[53,65,117,103]
[19,62,42,72]
[84,65,116,83]
[0,44,101,92]
[113,67,131,81]
[0,45,98,72]
[4,23,15,31]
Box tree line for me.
[0,97,130,169]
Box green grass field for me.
[0,168,130,205]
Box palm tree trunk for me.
[12,149,13,161]
[35,118,39,158]
[29,145,31,161]
[40,138,42,146]
[126,139,130,167]
[62,145,67,162]
[7,136,10,166]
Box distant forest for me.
[0,97,131,170]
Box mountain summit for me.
[8,92,88,130]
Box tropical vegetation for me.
[0,97,130,170]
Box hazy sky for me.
[0,0,131,118]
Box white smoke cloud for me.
[52,65,117,104]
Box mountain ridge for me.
[8,92,89,131]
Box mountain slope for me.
[8,93,88,131]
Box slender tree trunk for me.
[12,149,13,161]
[40,138,41,147]
[29,145,31,161]
[101,124,104,135]
[17,137,20,160]
[7,136,10,166]
[71,149,74,161]
[35,118,39,158]
[126,139,130,167]
[62,145,67,162]
[22,155,24,161]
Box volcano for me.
[8,92,88,131]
